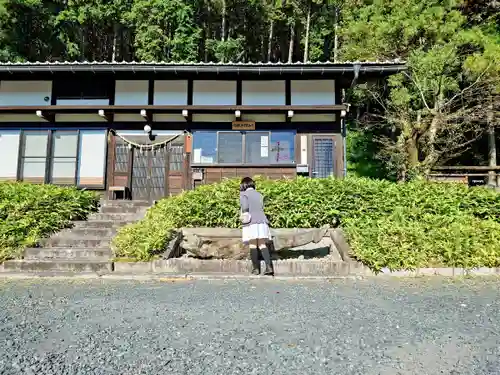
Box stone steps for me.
[98,205,146,214]
[99,200,150,208]
[39,237,111,248]
[72,220,133,229]
[89,212,144,222]
[0,199,151,274]
[24,247,112,261]
[2,260,112,273]
[52,227,117,238]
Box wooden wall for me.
[199,167,296,185]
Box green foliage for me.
[126,0,201,62]
[346,127,390,180]
[112,177,500,271]
[205,37,245,63]
[340,0,500,175]
[346,211,500,271]
[0,182,99,262]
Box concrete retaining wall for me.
[1,258,500,278]
[112,259,500,277]
[113,259,370,276]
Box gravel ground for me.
[0,278,499,375]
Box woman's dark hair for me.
[240,177,256,192]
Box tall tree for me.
[125,0,201,61]
[340,0,500,179]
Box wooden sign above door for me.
[232,121,256,131]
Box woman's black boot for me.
[250,247,261,274]
[260,247,274,276]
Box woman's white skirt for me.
[242,223,272,243]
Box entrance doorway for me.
[311,136,336,178]
[109,134,185,202]
[131,146,168,201]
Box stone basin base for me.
[163,226,353,262]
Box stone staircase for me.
[1,200,150,274]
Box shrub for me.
[0,182,99,262]
[112,176,500,270]
[345,210,500,271]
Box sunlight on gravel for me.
[0,278,499,375]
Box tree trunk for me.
[222,0,227,42]
[487,97,497,186]
[407,134,419,169]
[111,24,118,62]
[261,34,265,62]
[267,20,274,62]
[288,23,295,63]
[303,3,311,63]
[423,93,444,171]
[205,2,212,62]
[333,7,339,62]
[80,28,86,60]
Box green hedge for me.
[112,177,500,271]
[0,182,99,262]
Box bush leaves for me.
[0,182,99,262]
[112,176,500,270]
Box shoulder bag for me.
[240,195,252,225]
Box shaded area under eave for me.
[0,104,349,115]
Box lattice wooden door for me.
[131,147,168,202]
[311,136,336,178]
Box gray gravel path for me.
[0,278,499,375]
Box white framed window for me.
[0,131,21,181]
[51,131,78,185]
[21,131,49,183]
[192,130,296,165]
[18,129,107,188]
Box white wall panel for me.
[192,114,234,122]
[300,135,308,165]
[0,81,52,106]
[115,80,149,105]
[55,114,106,122]
[56,99,110,106]
[241,114,285,122]
[242,81,286,106]
[193,80,236,105]
[154,80,188,105]
[0,131,20,180]
[291,80,335,106]
[154,114,187,122]
[291,114,336,122]
[78,130,107,186]
[114,114,146,122]
[0,114,47,122]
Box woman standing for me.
[240,177,274,276]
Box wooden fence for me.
[428,166,500,187]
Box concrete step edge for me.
[40,239,112,243]
[100,200,150,205]
[24,247,112,250]
[5,259,112,264]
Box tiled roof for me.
[0,60,406,74]
[0,60,405,65]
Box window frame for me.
[77,129,108,189]
[217,131,244,164]
[0,130,22,181]
[19,130,51,184]
[17,129,107,189]
[191,130,296,166]
[48,130,80,186]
